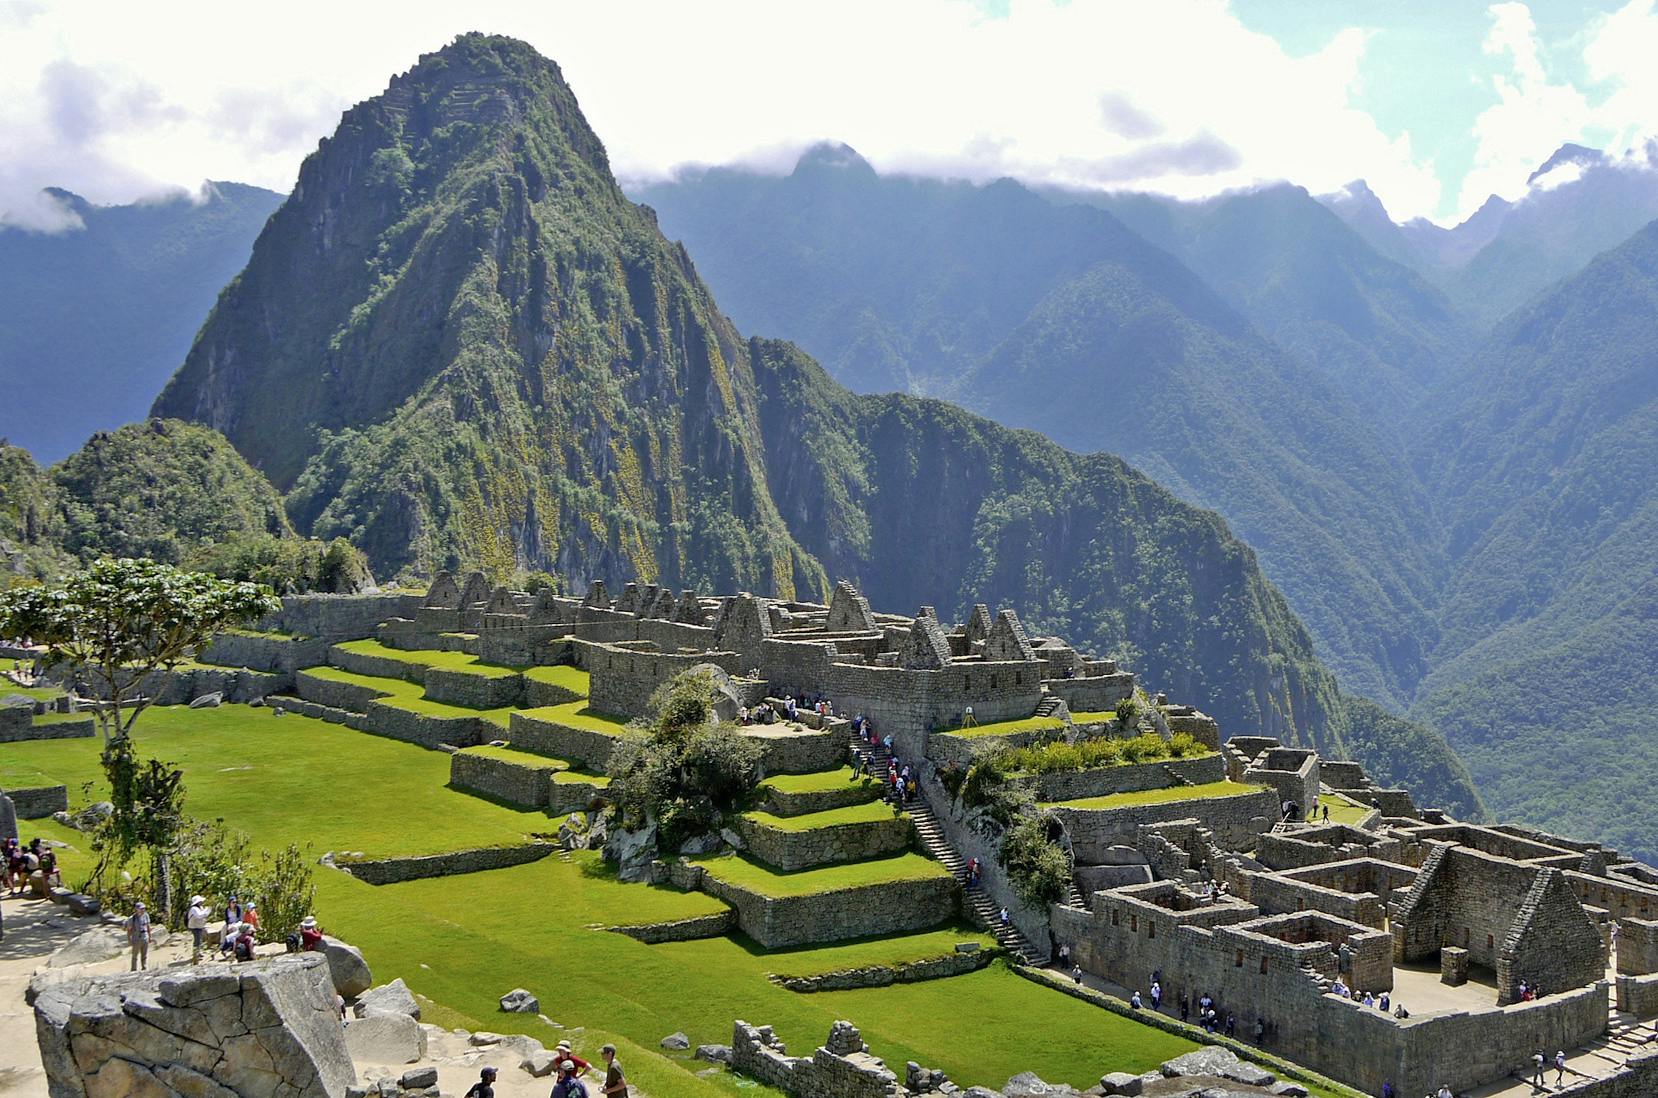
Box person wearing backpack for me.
[551,1060,588,1098]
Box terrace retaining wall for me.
[201,632,330,674]
[763,781,881,818]
[0,713,95,742]
[449,752,555,809]
[1049,786,1278,861]
[335,843,555,885]
[508,711,629,771]
[673,862,958,948]
[736,813,913,872]
[361,703,487,750]
[424,668,523,709]
[1013,754,1225,803]
[769,948,991,992]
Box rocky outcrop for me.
[320,936,373,998]
[32,952,355,1098]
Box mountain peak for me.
[1527,142,1605,185]
[791,142,876,178]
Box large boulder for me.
[498,988,538,1014]
[354,978,419,1020]
[33,952,355,1097]
[604,822,658,882]
[1161,1047,1275,1087]
[344,1013,426,1065]
[0,793,16,843]
[320,936,373,998]
[1002,1072,1082,1097]
[47,925,128,968]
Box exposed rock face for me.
[354,978,419,1020]
[1161,1047,1276,1087]
[498,988,538,1014]
[319,936,373,998]
[343,1013,426,1066]
[32,952,355,1098]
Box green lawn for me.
[550,769,611,787]
[1067,709,1118,724]
[759,766,880,795]
[934,715,1065,740]
[332,639,518,678]
[1318,791,1374,826]
[522,665,590,696]
[300,665,519,727]
[1046,781,1266,810]
[742,801,902,832]
[517,699,633,733]
[693,852,950,898]
[1,658,65,701]
[4,702,1312,1094]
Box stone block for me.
[1100,1070,1143,1095]
[499,987,539,1013]
[355,977,419,1019]
[1441,945,1470,986]
[344,1012,426,1065]
[320,936,374,997]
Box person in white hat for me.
[186,895,211,963]
[554,1040,592,1078]
[299,915,324,952]
[125,902,152,971]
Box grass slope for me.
[1046,781,1265,811]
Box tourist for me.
[1321,803,1330,822]
[1517,979,1528,1000]
[1179,993,1190,1023]
[243,902,261,931]
[299,915,324,951]
[1555,1050,1567,1085]
[998,906,1010,929]
[1130,990,1142,1009]
[966,858,980,888]
[1150,980,1162,1010]
[1531,1052,1545,1087]
[1393,1003,1409,1019]
[1072,964,1083,985]
[1362,991,1375,1009]
[882,732,894,755]
[39,846,59,887]
[1331,978,1347,998]
[1058,943,1070,967]
[1436,1085,1451,1098]
[125,902,153,971]
[1225,1013,1236,1038]
[852,752,866,780]
[552,1061,588,1098]
[904,775,918,802]
[233,924,257,962]
[187,895,211,963]
[1380,1082,1394,1098]
[1253,1016,1264,1043]
[555,1040,592,1077]
[1338,941,1353,974]
[224,894,244,943]
[1378,992,1390,1013]
[462,1066,498,1098]
[600,1043,629,1097]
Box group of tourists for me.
[4,836,59,894]
[462,1041,628,1098]
[1380,1084,1456,1098]
[1327,977,1405,1015]
[847,715,920,802]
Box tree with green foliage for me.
[607,669,763,855]
[999,814,1072,909]
[186,533,373,594]
[0,558,278,743]
[90,734,188,917]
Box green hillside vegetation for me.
[0,182,282,462]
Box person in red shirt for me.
[299,916,324,951]
[554,1041,592,1078]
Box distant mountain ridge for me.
[0,182,283,461]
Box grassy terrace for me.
[332,638,517,677]
[693,851,950,898]
[749,927,999,979]
[0,703,1360,1094]
[1046,780,1266,811]
[1319,791,1374,825]
[522,664,590,696]
[759,766,880,795]
[459,744,570,770]
[934,714,1065,739]
[517,699,634,733]
[1,658,63,701]
[1067,709,1118,724]
[742,801,903,832]
[300,665,519,727]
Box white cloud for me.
[0,0,1448,230]
[1583,0,1658,157]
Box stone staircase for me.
[845,730,1042,963]
[1034,694,1064,720]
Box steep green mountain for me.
[1080,183,1471,416]
[0,442,62,584]
[0,183,282,462]
[1411,219,1658,859]
[637,154,1445,711]
[49,418,291,565]
[147,35,1481,812]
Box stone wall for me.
[768,947,992,992]
[736,812,913,872]
[1050,786,1278,862]
[1571,872,1658,926]
[605,911,736,944]
[1014,754,1225,803]
[547,776,612,814]
[1617,917,1658,975]
[326,644,425,685]
[32,952,355,1098]
[335,843,555,885]
[579,640,741,719]
[1616,973,1658,1016]
[259,592,422,640]
[507,711,631,771]
[0,713,95,742]
[449,752,554,809]
[919,770,1052,958]
[1243,748,1319,816]
[295,670,388,711]
[679,862,958,948]
[360,702,488,750]
[424,667,523,709]
[764,781,881,818]
[1043,671,1136,714]
[730,1020,908,1098]
[1256,825,1405,871]
[1554,1052,1658,1097]
[745,725,844,776]
[200,631,330,674]
[5,785,68,818]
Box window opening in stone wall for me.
[1260,956,1269,974]
[1235,950,1243,968]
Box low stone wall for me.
[1616,973,1658,1016]
[143,665,289,705]
[6,785,68,818]
[335,843,555,885]
[928,724,1060,769]
[424,668,524,709]
[1555,1051,1658,1097]
[736,813,913,872]
[1014,753,1225,803]
[524,675,583,708]
[768,948,992,991]
[682,863,958,948]
[0,714,95,742]
[606,911,736,943]
[547,776,611,814]
[745,726,844,776]
[1051,786,1278,862]
[508,711,630,771]
[201,631,330,673]
[326,644,425,685]
[361,702,487,750]
[1044,672,1135,713]
[764,781,881,818]
[260,592,422,641]
[1246,869,1386,928]
[268,697,368,730]
[295,670,388,712]
[449,752,552,809]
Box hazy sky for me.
[3,0,1656,231]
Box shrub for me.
[999,814,1071,908]
[187,534,373,594]
[1167,732,1201,758]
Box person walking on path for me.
[125,902,153,971]
[600,1044,629,1097]
[1532,1050,1546,1087]
[463,1066,497,1098]
[1555,1049,1567,1086]
[187,895,210,963]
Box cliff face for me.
[148,35,1480,809]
